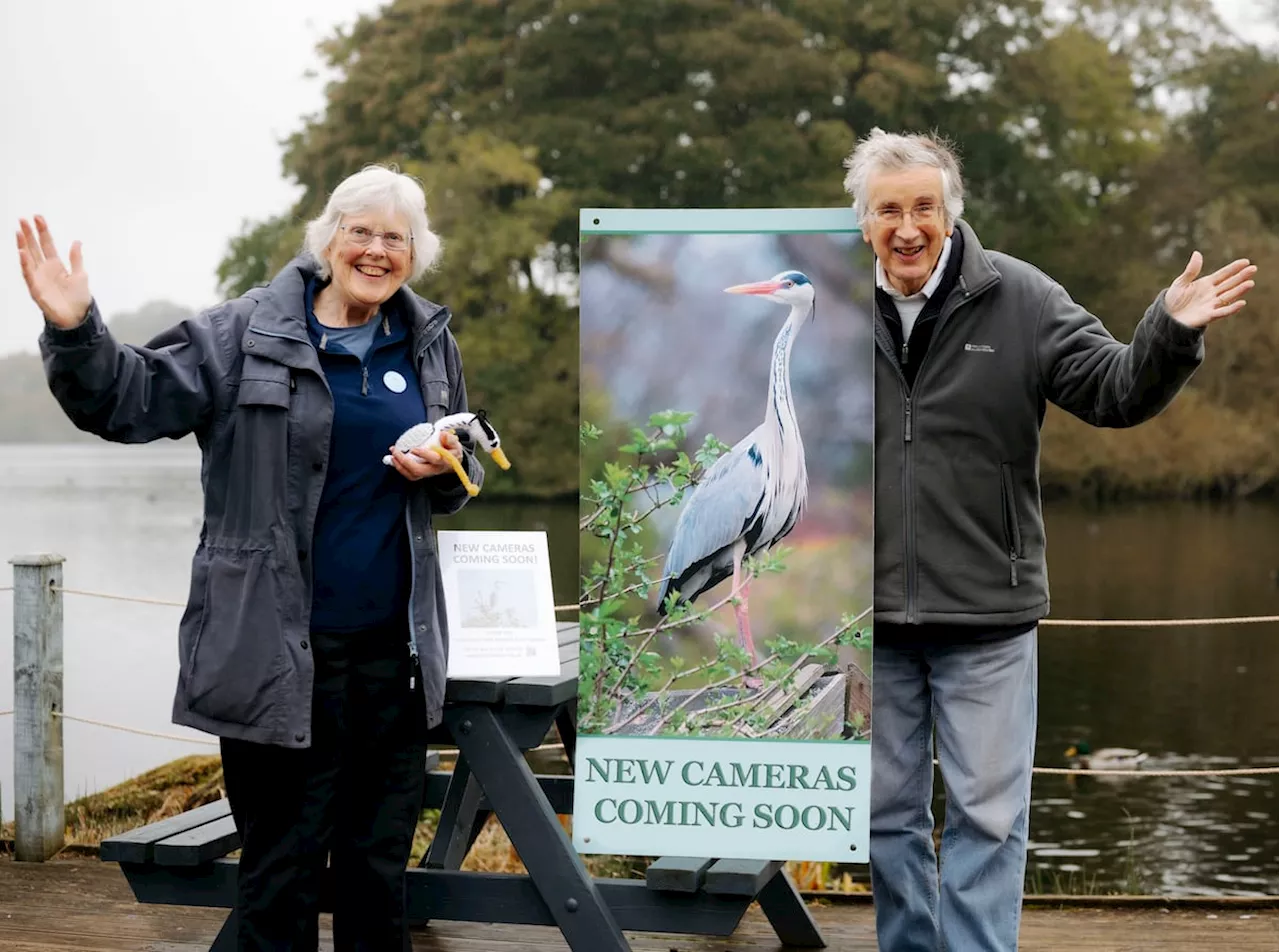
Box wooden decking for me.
[0,857,1275,951]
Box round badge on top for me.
[383,370,408,394]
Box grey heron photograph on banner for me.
[574,208,876,863]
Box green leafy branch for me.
[578,411,872,737]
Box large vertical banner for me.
[575,209,875,863]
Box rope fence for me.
[9,710,567,758]
[0,707,1272,778]
[1031,765,1279,777]
[1040,615,1279,628]
[51,711,219,747]
[50,586,184,608]
[4,581,1275,777]
[19,584,1277,628]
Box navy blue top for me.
[305,276,430,633]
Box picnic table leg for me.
[756,869,826,948]
[422,758,487,870]
[447,705,629,952]
[555,704,578,763]
[461,807,492,857]
[208,909,238,952]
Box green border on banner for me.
[580,207,861,235]
[576,210,875,863]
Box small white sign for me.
[438,530,561,678]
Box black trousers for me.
[221,623,427,951]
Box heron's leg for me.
[730,551,762,689]
[738,580,756,659]
[732,542,757,690]
[738,581,764,688]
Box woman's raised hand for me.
[16,216,93,329]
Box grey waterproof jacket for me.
[40,256,482,745]
[874,221,1205,628]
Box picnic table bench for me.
[101,621,826,950]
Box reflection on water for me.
[0,446,1274,896]
[1022,501,1278,897]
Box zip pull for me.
[361,366,369,396]
[382,315,391,336]
[1009,550,1019,587]
[904,397,913,442]
[901,339,909,367]
[408,641,419,690]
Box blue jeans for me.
[870,631,1037,951]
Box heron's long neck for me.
[764,303,807,440]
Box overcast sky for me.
[1,0,1273,358]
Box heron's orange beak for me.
[724,281,783,295]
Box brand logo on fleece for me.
[964,343,996,353]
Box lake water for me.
[0,444,1274,896]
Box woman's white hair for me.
[303,164,443,283]
[842,129,965,229]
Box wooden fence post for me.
[10,554,65,862]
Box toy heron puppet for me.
[384,409,511,496]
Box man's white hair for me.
[303,164,442,282]
[842,129,965,229]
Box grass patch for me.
[1,754,225,848]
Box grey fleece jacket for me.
[39,256,482,745]
[874,220,1205,629]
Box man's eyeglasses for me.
[340,224,412,252]
[870,203,942,227]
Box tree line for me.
[9,1,1273,500]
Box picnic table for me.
[100,621,826,951]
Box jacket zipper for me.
[875,316,919,622]
[878,283,990,623]
[251,325,334,741]
[403,325,435,694]
[405,506,420,690]
[902,393,916,622]
[1001,463,1021,587]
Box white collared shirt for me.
[875,236,953,341]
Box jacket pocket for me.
[236,377,292,408]
[1000,463,1022,587]
[422,378,450,423]
[217,375,292,540]
[184,544,287,726]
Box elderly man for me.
[842,129,1254,951]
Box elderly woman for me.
[16,165,482,950]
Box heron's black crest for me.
[780,271,811,286]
